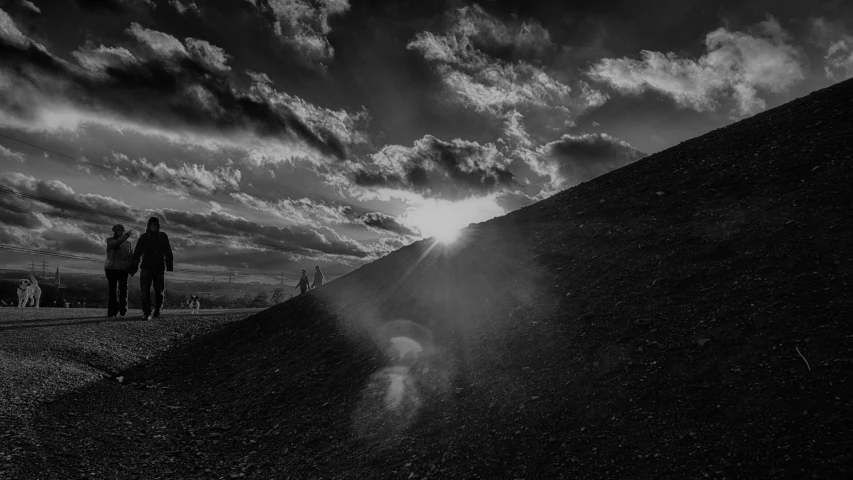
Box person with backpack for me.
[295,269,310,295]
[104,224,134,318]
[312,265,324,289]
[129,217,173,320]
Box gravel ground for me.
[0,307,259,480]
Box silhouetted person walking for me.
[295,269,310,295]
[130,217,173,320]
[104,224,134,318]
[312,265,324,289]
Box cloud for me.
[0,7,34,47]
[185,38,231,72]
[534,133,646,189]
[160,208,370,258]
[0,172,136,220]
[244,0,350,66]
[0,203,42,228]
[0,144,25,163]
[824,37,853,81]
[127,22,187,58]
[408,5,573,120]
[494,190,540,212]
[808,18,853,82]
[106,153,242,195]
[587,17,804,116]
[229,192,349,225]
[0,173,140,253]
[0,171,379,262]
[353,135,516,201]
[501,110,532,147]
[169,0,199,15]
[357,212,419,237]
[228,190,417,238]
[578,81,609,109]
[450,3,552,54]
[0,12,368,164]
[21,1,40,14]
[72,43,138,72]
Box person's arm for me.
[106,232,130,250]
[130,234,145,273]
[163,233,174,272]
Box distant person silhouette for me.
[312,265,324,289]
[295,269,310,295]
[130,217,173,320]
[104,224,134,318]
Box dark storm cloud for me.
[536,133,645,188]
[353,135,517,201]
[0,173,137,222]
[0,12,365,161]
[0,204,41,228]
[357,212,418,237]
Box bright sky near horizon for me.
[0,0,851,280]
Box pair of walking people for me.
[296,266,324,295]
[104,217,173,320]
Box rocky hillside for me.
[14,80,853,479]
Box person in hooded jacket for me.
[130,217,174,320]
[104,224,134,318]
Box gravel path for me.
[0,307,260,479]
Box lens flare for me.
[388,336,424,361]
[353,320,454,446]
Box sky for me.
[0,0,851,283]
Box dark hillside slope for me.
[22,80,853,479]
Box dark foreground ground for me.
[4,81,853,479]
[0,308,260,480]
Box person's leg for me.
[153,271,165,315]
[118,271,129,315]
[140,270,153,316]
[106,270,118,316]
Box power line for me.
[0,194,301,254]
[0,136,315,255]
[0,186,138,224]
[0,245,298,277]
[0,132,255,212]
[0,245,218,276]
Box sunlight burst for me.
[405,198,504,244]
